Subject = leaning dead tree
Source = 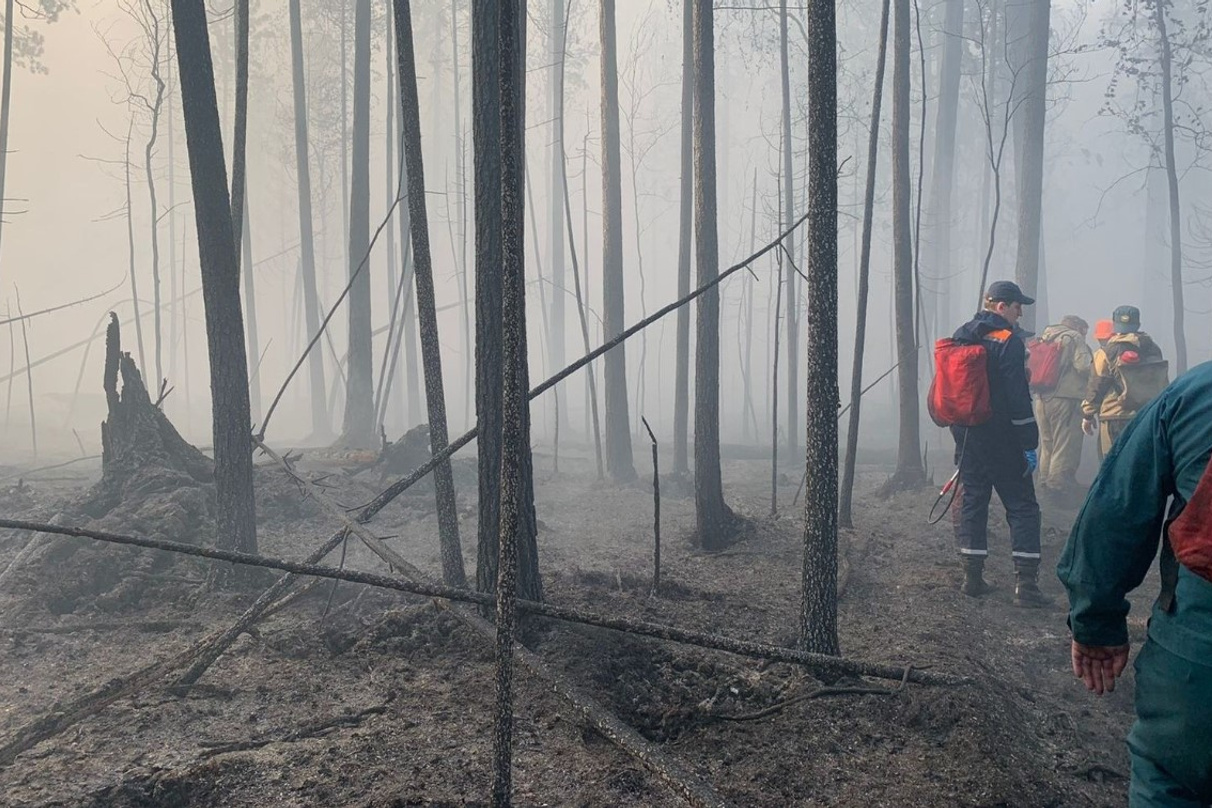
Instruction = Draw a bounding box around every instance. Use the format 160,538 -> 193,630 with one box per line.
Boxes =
394,0 -> 466,588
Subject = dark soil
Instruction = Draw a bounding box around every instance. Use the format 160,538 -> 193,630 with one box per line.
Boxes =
0,447 -> 1142,807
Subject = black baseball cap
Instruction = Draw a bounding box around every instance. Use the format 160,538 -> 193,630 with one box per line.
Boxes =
985,280 -> 1035,306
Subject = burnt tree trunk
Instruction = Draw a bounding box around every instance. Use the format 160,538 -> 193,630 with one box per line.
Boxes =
340,0 -> 376,448
599,0 -> 636,483
170,0 -> 257,554
472,0 -> 543,603
1012,0 -> 1050,334
692,0 -> 732,550
887,0 -> 925,490
395,0 -> 467,588
492,2 -> 528,800
926,0 -> 963,331
230,0 -> 258,419
839,0 -> 891,530
672,0 -> 693,475
1156,2 -> 1187,374
0,0 -> 13,281
288,0 -> 329,440
779,0 -> 799,454
799,0 -> 839,657
548,0 -> 567,440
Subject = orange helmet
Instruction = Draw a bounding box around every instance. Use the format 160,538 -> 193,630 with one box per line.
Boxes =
1094,319 -> 1114,342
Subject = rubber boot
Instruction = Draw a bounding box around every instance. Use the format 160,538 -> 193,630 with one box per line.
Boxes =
1014,560 -> 1053,608
960,556 -> 994,597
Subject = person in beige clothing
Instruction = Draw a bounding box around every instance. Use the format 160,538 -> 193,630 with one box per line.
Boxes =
1032,315 -> 1093,500
1081,305 -> 1169,456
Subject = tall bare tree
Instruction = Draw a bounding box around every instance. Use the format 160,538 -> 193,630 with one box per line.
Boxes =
395,0 -> 467,588
1011,0 -> 1051,334
926,0 -> 964,330
170,0 -> 256,553
673,0 -> 693,476
692,0 -> 732,549
887,0 -> 925,490
492,1 -> 529,798
599,0 -> 636,482
287,0 -> 328,439
472,0 -> 543,602
799,0 -> 838,657
548,0 -> 566,439
840,0 -> 891,529
230,0 -> 258,418
779,0 -> 799,453
339,0 -> 375,448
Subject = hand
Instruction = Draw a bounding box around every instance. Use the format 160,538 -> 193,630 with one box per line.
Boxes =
1082,418 -> 1097,436
1071,640 -> 1130,695
1024,449 -> 1038,475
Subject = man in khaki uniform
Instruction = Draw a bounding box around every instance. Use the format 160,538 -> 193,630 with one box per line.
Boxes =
1033,315 -> 1093,500
1081,306 -> 1168,456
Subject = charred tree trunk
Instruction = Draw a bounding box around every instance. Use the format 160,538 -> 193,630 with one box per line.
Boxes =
600,0 -> 635,483
799,0 -> 839,657
887,0 -> 925,490
779,0 -> 799,454
144,9 -> 167,396
170,0 -> 257,554
927,0 -> 962,332
1156,2 -> 1187,374
230,0 -> 258,418
288,0 -> 329,440
839,0 -> 891,529
395,0 -> 467,589
1012,0 -> 1050,334
340,0 -> 375,448
124,124 -> 148,377
493,1 -> 528,798
692,0 -> 732,550
0,0 -> 13,280
548,0 -> 566,439
472,0 -> 543,603
382,4 -> 403,433
673,0 -> 693,476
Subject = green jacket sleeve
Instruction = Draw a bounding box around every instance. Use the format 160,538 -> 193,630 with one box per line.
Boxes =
1056,395 -> 1175,646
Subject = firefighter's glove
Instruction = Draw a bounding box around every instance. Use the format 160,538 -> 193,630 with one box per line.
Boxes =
1024,450 -> 1038,476
1081,417 -> 1097,436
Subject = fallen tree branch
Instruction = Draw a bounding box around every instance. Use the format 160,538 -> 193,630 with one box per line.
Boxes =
197,700 -> 394,758
0,620 -> 200,635
711,665 -> 914,723
0,517 -> 967,687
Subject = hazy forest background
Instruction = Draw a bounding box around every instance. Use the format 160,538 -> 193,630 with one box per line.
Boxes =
0,0 -> 1207,464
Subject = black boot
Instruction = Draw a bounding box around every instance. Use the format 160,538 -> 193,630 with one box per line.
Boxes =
960,556 -> 994,597
1014,560 -> 1053,608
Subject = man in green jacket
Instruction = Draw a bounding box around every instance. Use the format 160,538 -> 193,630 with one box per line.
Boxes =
1058,362 -> 1212,807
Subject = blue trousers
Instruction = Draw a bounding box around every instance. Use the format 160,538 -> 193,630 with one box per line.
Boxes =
1127,638 -> 1212,807
951,426 -> 1041,561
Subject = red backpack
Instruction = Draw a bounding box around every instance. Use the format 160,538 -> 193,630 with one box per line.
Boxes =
1026,337 -> 1065,393
928,338 -> 993,427
1168,449 -> 1212,583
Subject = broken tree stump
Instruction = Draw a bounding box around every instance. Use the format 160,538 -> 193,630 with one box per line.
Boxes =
10,315 -> 215,618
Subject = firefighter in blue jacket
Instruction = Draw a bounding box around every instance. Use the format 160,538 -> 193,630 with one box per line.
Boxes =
952,281 -> 1046,606
1058,362 -> 1212,807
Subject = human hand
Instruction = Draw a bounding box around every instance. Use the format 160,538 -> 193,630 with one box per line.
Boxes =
1082,418 -> 1097,436
1024,449 -> 1038,475
1071,640 -> 1130,695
